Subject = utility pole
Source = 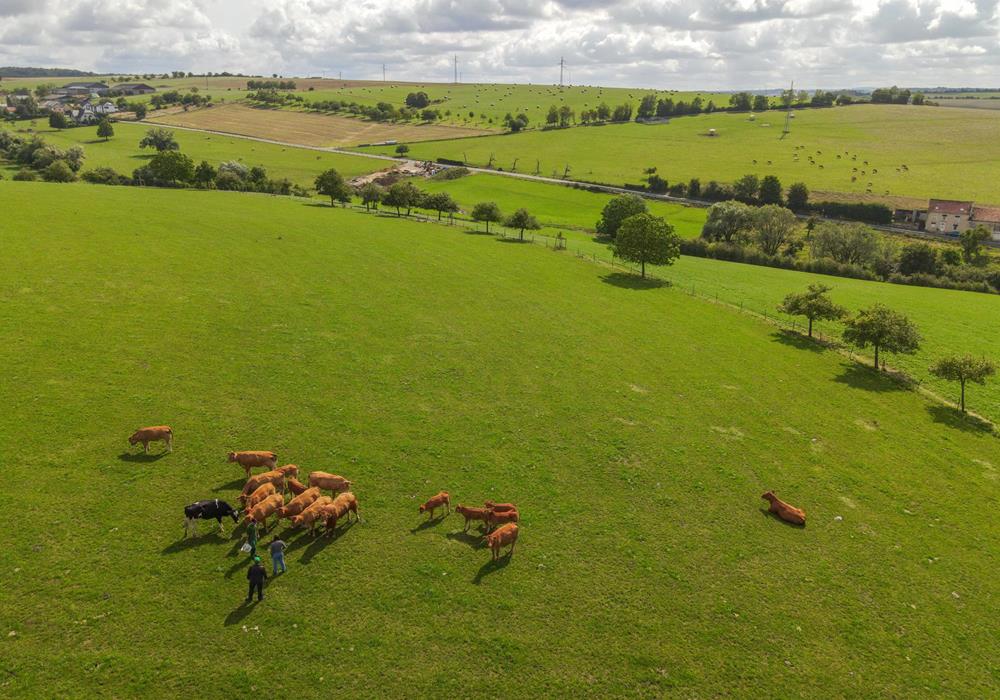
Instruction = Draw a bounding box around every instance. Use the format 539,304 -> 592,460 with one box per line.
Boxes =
559,57 -> 565,87
782,79 -> 794,137
454,55 -> 458,84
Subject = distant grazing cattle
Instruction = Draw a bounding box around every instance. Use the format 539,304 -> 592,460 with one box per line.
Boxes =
486,508 -> 519,532
485,523 -> 518,560
129,426 -> 172,453
761,491 -> 806,526
278,486 -> 321,520
247,493 -> 285,531
240,470 -> 286,505
228,451 -> 277,477
419,491 -> 450,519
323,492 -> 360,535
308,471 -> 352,494
291,496 -> 334,531
286,477 -> 309,496
245,482 -> 277,511
455,504 -> 489,532
184,499 -> 238,537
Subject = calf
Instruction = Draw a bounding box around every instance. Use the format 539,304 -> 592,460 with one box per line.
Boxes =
419,491 -> 450,519
324,492 -> 360,536
247,493 -> 285,532
455,504 -> 489,532
227,451 -> 278,478
485,523 -> 518,561
278,487 -> 321,520
484,500 -> 516,513
183,499 -> 238,537
244,482 -> 277,511
290,496 -> 334,531
129,426 -> 172,453
761,491 -> 806,526
308,471 -> 352,495
485,508 -> 519,532
240,470 -> 286,505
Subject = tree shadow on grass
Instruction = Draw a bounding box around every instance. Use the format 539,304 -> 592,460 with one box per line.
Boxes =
926,404 -> 995,435
410,514 -> 449,534
600,272 -> 668,290
118,451 -> 168,463
446,530 -> 486,549
496,237 -> 530,244
770,329 -> 826,353
759,508 -> 806,529
462,228 -> 494,236
832,362 -> 905,393
472,553 -> 512,584
161,531 -> 225,554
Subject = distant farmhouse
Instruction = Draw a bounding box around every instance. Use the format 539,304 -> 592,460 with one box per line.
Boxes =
895,198 -> 1000,239
52,81 -> 111,97
114,83 -> 156,95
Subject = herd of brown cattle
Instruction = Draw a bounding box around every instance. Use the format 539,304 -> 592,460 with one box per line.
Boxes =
420,492 -> 521,560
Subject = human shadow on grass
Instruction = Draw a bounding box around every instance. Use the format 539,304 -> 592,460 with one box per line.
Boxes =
600,272 -> 668,290
926,404 -> 995,434
832,362 -> 905,393
118,451 -> 168,463
759,508 -> 806,528
161,531 -> 225,554
224,594 -> 266,627
472,554 -> 512,584
770,329 -> 826,353
410,514 -> 449,533
446,530 -> 487,549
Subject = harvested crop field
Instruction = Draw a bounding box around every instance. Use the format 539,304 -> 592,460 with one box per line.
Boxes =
147,103 -> 493,147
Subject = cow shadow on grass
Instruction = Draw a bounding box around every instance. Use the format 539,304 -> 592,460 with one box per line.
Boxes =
770,330 -> 826,353
832,363 -> 905,393
472,554 -> 512,584
926,405 -> 995,434
299,522 -> 355,565
600,272 -> 668,290
759,508 -> 806,528
161,532 -> 226,554
446,530 -> 487,549
213,478 -> 245,492
118,451 -> 168,463
410,514 -> 449,533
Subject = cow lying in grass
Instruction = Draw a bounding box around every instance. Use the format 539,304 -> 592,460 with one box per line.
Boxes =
323,492 -> 360,536
246,493 -> 285,532
419,491 -> 450,519
455,505 -> 489,532
308,471 -> 352,495
485,523 -> 518,561
240,470 -> 286,506
184,499 -> 238,537
761,491 -> 806,526
129,426 -> 173,453
227,451 -> 277,478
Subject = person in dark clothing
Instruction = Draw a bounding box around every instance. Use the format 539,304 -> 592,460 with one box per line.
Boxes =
246,556 -> 267,603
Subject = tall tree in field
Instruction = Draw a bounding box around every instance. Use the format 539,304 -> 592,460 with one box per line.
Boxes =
314,168 -> 352,207
425,191 -> 459,221
613,213 -> 681,278
959,225 -> 991,265
471,201 -> 503,233
929,355 -> 996,413
732,174 -> 760,204
382,181 -> 422,216
758,175 -> 783,205
701,200 -> 754,243
147,150 -> 194,184
596,194 -> 647,239
786,182 -> 809,211
138,127 -> 179,151
752,205 -> 797,256
777,284 -> 846,337
96,118 -> 114,141
358,182 -> 384,212
504,208 -> 541,240
48,111 -> 68,129
842,304 -> 921,370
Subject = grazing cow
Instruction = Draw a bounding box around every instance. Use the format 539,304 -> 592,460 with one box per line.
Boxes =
419,491 -> 450,519
324,492 -> 360,536
278,486 -> 321,520
245,482 -> 277,511
484,501 -> 516,513
275,464 -> 299,478
183,499 -> 238,537
247,493 -> 285,532
485,508 -> 519,532
240,470 -> 286,505
485,523 -> 518,561
761,491 -> 806,526
129,426 -> 172,453
455,504 -> 489,532
227,451 -> 278,478
308,471 -> 352,495
290,496 -> 334,531
286,477 -> 309,496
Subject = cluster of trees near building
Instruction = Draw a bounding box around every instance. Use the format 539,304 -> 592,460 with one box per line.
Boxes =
0,129 -> 86,182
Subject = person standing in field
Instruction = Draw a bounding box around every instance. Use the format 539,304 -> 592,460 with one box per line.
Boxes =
269,536 -> 287,575
246,556 -> 267,603
245,519 -> 259,558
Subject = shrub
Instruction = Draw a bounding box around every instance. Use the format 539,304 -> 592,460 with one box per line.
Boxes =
12,168 -> 37,181
42,160 -> 76,182
82,167 -> 128,185
430,166 -> 470,181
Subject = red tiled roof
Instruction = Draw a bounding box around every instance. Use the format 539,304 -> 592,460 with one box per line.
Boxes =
973,205 -> 1000,223
929,199 -> 973,215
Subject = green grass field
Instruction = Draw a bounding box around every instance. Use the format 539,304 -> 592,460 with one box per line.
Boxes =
1,180 -> 998,697
0,120 -> 382,185
360,104 -> 1000,204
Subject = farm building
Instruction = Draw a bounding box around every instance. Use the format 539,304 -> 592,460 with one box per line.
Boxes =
894,199 -> 1000,239
926,199 -> 974,233
55,82 -> 110,97
114,83 -> 156,95
971,205 -> 1000,239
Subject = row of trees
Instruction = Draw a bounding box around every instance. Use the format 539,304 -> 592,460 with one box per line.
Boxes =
779,285 -> 994,412
246,80 -> 297,90
301,97 -> 443,123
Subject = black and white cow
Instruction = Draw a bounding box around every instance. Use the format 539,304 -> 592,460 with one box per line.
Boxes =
184,499 -> 239,537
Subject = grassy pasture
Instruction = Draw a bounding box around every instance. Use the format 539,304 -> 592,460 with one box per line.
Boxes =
360,104 -> 1000,205
1,180 -> 999,697
0,119 -> 382,185
147,103 -> 492,147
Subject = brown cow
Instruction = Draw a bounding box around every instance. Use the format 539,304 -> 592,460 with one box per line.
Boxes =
761,491 -> 806,526
129,426 -> 172,453
290,496 -> 334,531
275,464 -> 299,478
228,451 -> 278,478
324,492 -> 360,536
244,482 -> 277,511
246,493 -> 284,532
419,491 -> 450,519
278,487 -> 321,520
286,477 -> 309,496
308,471 -> 352,495
485,508 -> 519,532
455,504 -> 489,532
484,501 -> 516,513
485,523 -> 518,561
240,470 -> 286,505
